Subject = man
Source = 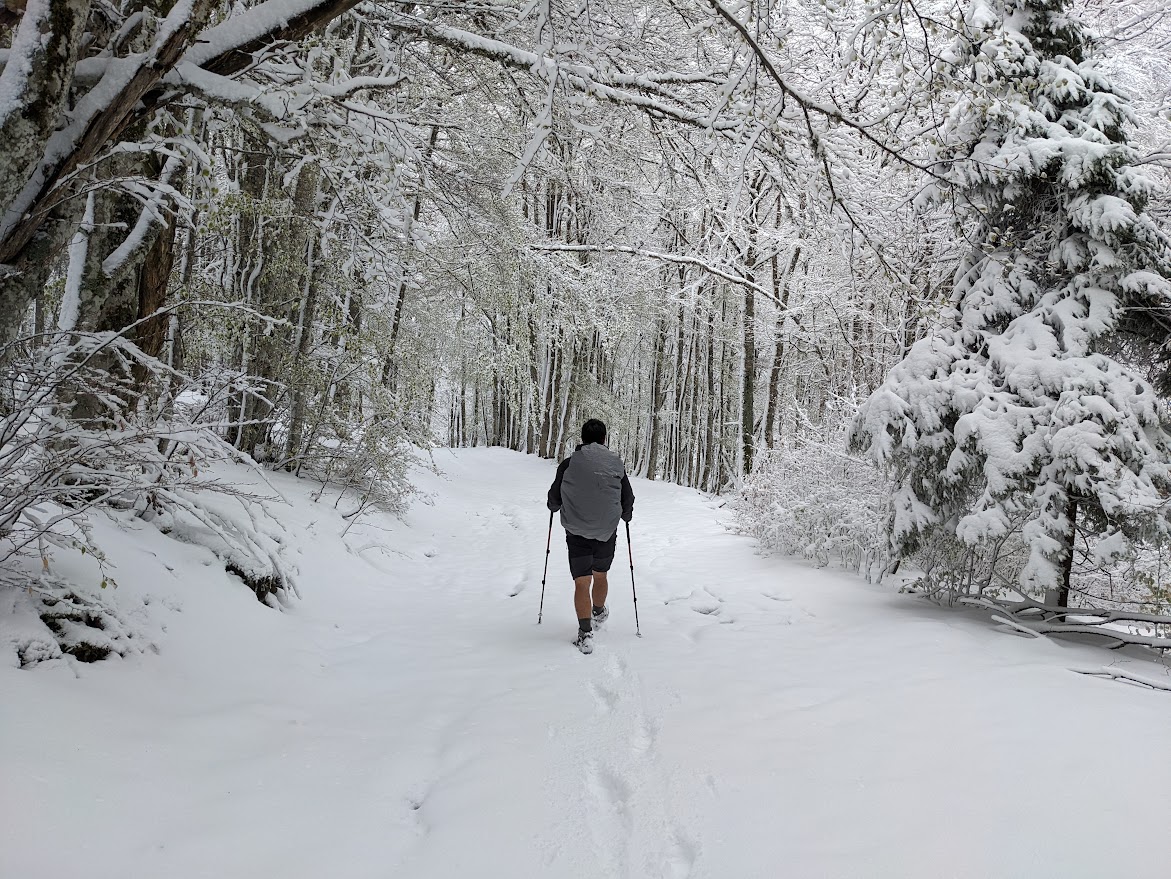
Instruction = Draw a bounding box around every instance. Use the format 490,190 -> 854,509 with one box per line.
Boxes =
547,418 -> 635,654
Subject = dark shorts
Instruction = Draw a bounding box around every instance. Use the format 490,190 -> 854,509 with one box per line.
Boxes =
566,531 -> 617,579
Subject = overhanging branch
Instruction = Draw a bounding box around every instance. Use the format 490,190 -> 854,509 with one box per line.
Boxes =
531,242 -> 791,306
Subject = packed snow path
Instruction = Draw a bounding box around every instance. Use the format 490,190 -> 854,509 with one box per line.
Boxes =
4,448 -> 1171,877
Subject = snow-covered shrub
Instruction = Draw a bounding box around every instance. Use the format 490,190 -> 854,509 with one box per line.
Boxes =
280,385 -> 419,527
735,427 -> 891,579
1065,524 -> 1171,617
907,520 -> 1031,605
0,331 -> 299,661
154,483 -> 300,607
0,575 -> 159,667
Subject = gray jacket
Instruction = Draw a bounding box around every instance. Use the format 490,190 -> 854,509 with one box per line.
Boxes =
547,443 -> 635,541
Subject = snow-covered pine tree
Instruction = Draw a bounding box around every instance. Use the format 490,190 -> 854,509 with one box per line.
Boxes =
850,0 -> 1171,604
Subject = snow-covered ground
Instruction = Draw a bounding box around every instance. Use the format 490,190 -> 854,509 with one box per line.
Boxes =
3,447 -> 1171,878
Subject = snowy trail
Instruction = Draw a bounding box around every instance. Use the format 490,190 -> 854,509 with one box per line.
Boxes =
4,448 -> 1171,878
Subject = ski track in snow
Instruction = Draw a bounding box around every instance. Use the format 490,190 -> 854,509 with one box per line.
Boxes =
3,447 -> 1171,878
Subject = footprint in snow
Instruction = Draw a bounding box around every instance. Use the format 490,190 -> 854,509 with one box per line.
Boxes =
631,716 -> 658,757
587,763 -> 632,815
665,827 -> 700,879
689,602 -> 721,616
688,588 -> 725,617
585,763 -> 634,876
587,681 -> 620,714
404,794 -> 429,837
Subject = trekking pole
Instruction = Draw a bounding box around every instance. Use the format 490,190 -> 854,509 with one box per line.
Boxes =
537,511 -> 553,624
626,521 -> 641,637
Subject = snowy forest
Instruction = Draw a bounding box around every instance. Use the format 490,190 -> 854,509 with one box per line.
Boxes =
3,0 -> 1171,653
5,0 -> 1171,873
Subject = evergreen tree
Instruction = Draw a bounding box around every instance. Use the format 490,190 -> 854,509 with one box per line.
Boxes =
850,0 -> 1171,602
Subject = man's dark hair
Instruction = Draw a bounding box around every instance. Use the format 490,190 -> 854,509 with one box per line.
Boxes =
581,419 -> 607,445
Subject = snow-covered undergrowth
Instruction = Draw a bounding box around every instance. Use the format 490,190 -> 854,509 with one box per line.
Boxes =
0,475 -> 299,668
734,430 -> 890,579
0,334 -> 328,664
736,431 -> 1171,628
3,448 -> 1171,878
0,467 -> 302,668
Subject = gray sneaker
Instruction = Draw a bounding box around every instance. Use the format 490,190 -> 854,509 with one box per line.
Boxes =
592,606 -> 609,626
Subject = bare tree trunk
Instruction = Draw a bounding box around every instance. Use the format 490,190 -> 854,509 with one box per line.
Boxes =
555,339 -> 580,457
669,297 -> 686,482
675,309 -> 696,484
233,136 -> 277,459
128,215 -> 179,392
718,292 -> 734,490
385,123 -> 440,383
686,321 -> 702,486
701,307 -> 717,491
644,318 -> 668,480
740,173 -> 766,475
764,245 -> 801,448
541,337 -> 561,458
135,221 -> 178,356
742,262 -> 756,475
526,302 -> 542,453
284,163 -> 323,465
472,381 -> 481,445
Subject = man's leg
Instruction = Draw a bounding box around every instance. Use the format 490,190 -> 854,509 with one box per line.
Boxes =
574,576 -> 594,625
567,533 -> 595,634
591,532 -> 616,618
591,571 -> 609,610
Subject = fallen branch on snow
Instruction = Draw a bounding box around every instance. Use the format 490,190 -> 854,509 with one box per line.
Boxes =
1069,666 -> 1171,692
963,597 -> 1171,651
989,614 -> 1044,639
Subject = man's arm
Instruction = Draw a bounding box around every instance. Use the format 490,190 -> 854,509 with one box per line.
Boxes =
548,458 -> 571,511
621,472 -> 635,522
